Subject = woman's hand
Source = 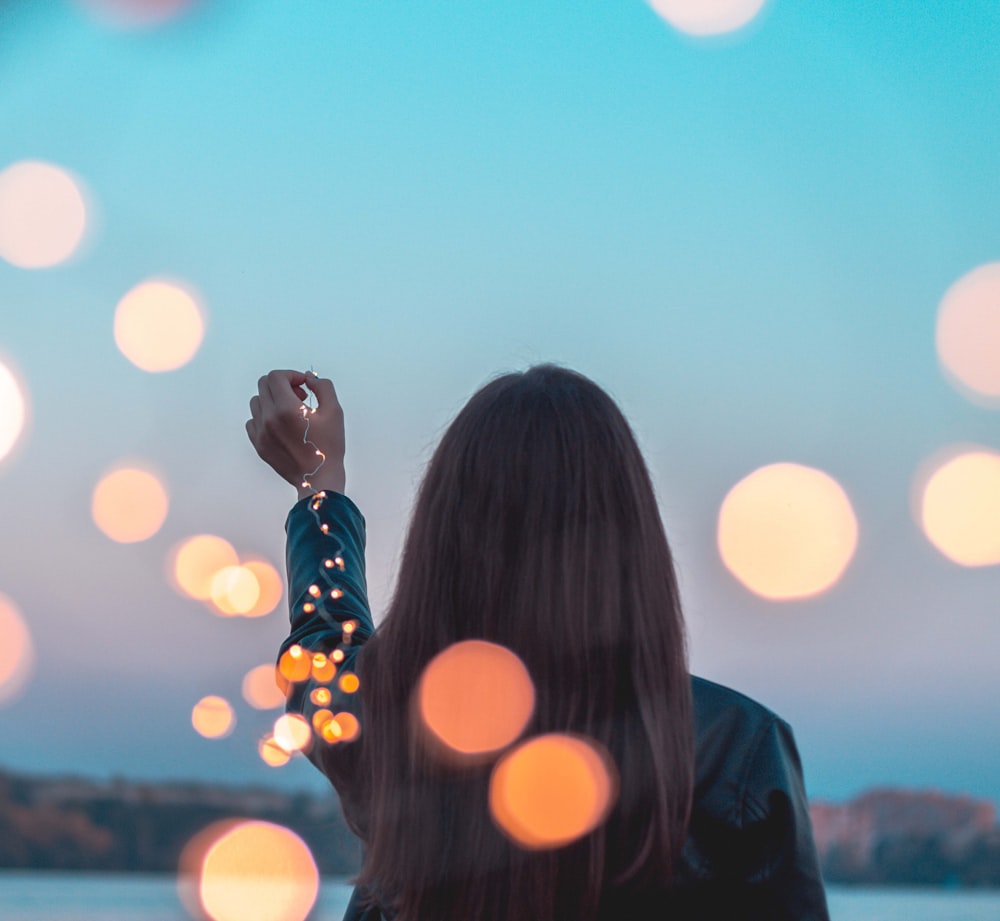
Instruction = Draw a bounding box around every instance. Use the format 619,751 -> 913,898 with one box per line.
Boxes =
246,370 -> 347,501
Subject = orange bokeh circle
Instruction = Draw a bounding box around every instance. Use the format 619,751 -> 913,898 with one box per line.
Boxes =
241,558 -> 284,617
91,466 -> 169,543
918,448 -> 1000,567
0,592 -> 34,706
0,160 -> 88,269
192,696 -> 235,739
717,462 -> 858,600
242,664 -> 286,710
0,360 -> 28,465
936,263 -> 1000,404
489,733 -> 617,850
178,819 -> 319,921
210,565 -> 261,616
417,640 -> 535,757
114,278 -> 205,372
273,714 -> 312,753
170,535 -> 239,601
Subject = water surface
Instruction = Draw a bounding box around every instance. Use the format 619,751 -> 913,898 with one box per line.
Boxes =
1,874 -> 998,920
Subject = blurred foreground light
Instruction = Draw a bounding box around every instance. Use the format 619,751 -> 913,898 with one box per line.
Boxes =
936,263 -> 1000,406
0,592 -> 34,706
171,535 -> 239,601
258,736 -> 291,767
240,558 -> 283,617
114,279 -> 205,372
489,734 -> 617,850
0,161 -> 88,269
91,466 -> 169,543
310,687 -> 332,707
332,711 -> 359,742
0,360 -> 28,465
918,448 -> 1000,567
417,640 -> 535,758
278,645 -> 311,684
311,708 -> 334,734
178,819 -> 319,921
242,664 -> 286,710
310,652 -> 335,683
209,565 -> 261,616
192,695 -> 235,739
273,714 -> 311,753
647,0 -> 768,36
718,462 -> 858,600
79,0 -> 198,29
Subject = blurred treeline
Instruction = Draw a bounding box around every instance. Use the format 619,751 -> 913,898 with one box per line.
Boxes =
0,766 -> 360,874
2,766 -> 999,887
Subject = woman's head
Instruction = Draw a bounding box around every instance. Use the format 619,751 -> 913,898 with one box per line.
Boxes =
345,364 -> 694,921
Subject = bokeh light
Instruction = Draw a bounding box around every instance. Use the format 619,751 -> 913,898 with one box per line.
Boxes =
209,565 -> 261,616
316,711 -> 361,746
0,592 -> 34,706
647,0 -> 768,36
936,263 -> 1000,405
717,462 -> 859,600
417,640 -> 535,757
114,279 -> 205,372
332,711 -> 360,742
78,0 -> 198,30
91,466 -> 169,543
192,695 -> 235,739
273,714 -> 311,753
242,664 -> 286,710
0,360 -> 28,465
310,687 -> 332,707
918,448 -> 1000,567
489,734 -> 617,850
178,819 -> 319,921
258,736 -> 291,768
278,645 -> 311,684
311,708 -> 335,734
0,160 -> 88,269
240,558 -> 284,617
311,653 -> 336,683
171,535 -> 239,601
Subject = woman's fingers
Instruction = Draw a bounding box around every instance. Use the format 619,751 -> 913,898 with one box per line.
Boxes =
265,369 -> 309,408
307,375 -> 341,414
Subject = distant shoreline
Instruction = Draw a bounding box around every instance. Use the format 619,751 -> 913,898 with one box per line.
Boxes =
2,765 -> 998,888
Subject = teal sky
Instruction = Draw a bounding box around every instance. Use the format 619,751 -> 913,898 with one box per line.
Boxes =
1,0 -> 998,803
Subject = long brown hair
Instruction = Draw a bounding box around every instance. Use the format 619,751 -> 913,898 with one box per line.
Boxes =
327,364 -> 693,921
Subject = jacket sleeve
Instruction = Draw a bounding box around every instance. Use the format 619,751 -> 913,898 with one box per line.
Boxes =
737,715 -> 831,921
279,490 -> 373,810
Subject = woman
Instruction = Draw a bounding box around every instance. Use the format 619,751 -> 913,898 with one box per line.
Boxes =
247,365 -> 830,921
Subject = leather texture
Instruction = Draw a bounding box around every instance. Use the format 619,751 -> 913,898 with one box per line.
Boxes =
281,491 -> 831,920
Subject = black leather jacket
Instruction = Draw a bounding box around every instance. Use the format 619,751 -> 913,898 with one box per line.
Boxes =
281,491 -> 831,921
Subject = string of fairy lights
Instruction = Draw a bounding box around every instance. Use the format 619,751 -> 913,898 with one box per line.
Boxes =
273,378 -> 363,753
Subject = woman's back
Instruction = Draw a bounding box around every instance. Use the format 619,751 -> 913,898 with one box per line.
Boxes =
248,364 -> 831,920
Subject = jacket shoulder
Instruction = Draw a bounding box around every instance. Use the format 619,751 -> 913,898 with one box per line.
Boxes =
691,674 -> 782,731
689,674 -> 790,827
